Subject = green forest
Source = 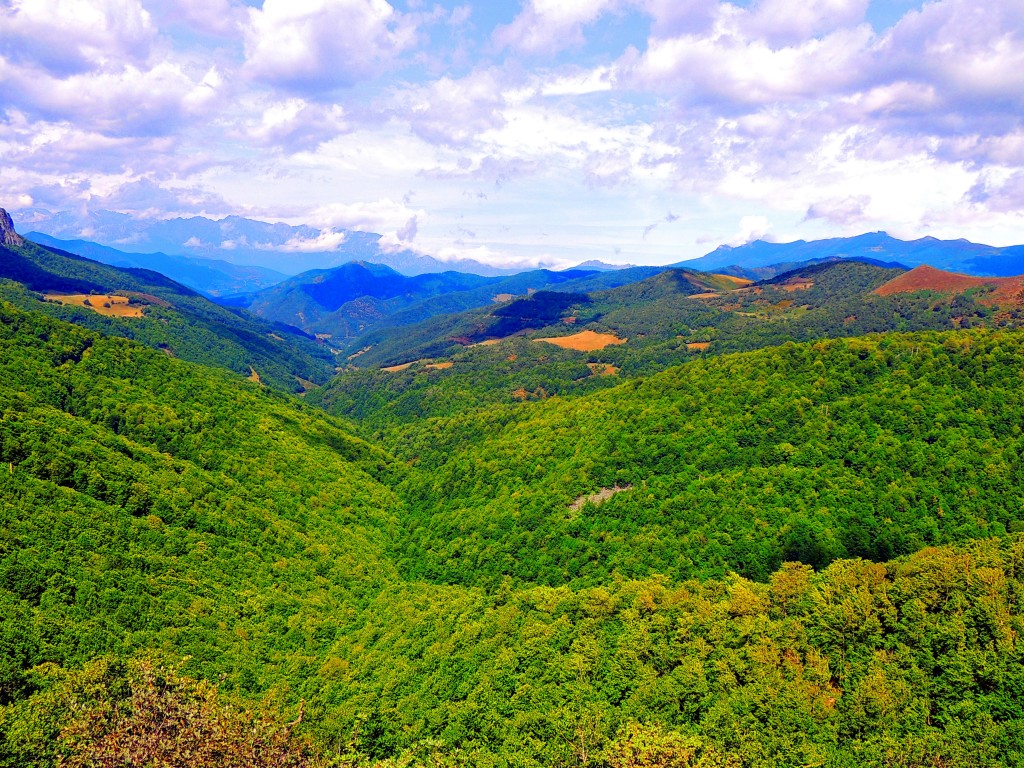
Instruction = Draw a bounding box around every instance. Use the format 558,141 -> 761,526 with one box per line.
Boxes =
2,256 -> 1024,767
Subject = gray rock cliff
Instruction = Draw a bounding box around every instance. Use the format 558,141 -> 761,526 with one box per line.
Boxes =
0,208 -> 25,247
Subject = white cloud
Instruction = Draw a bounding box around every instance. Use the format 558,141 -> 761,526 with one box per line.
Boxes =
309,198 -> 426,236
804,194 -> 871,225
390,69 -> 509,147
494,0 -> 622,55
4,0 -> 1024,268
148,0 -> 247,38
878,0 -> 1024,121
274,230 -> 348,252
239,97 -> 349,151
743,0 -> 870,45
728,215 -> 773,245
0,58 -> 223,136
640,0 -> 717,37
243,0 -> 417,92
629,23 -> 876,106
0,0 -> 156,75
539,66 -> 616,96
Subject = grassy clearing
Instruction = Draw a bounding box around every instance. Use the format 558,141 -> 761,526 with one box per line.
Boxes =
534,330 -> 627,351
44,294 -> 145,318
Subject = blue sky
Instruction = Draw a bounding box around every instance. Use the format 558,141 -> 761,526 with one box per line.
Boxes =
2,0 -> 1024,268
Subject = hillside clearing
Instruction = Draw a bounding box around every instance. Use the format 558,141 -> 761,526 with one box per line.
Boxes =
44,293 -> 145,318
535,330 -> 627,351
875,264 -> 1024,305
712,273 -> 754,286
569,484 -> 634,512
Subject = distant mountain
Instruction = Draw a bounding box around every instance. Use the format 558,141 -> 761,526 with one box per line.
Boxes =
677,232 -> 1024,277
0,208 -> 334,391
711,255 -> 910,281
15,208 -> 525,277
332,265 -> 745,368
244,262 -> 494,337
239,261 -> 668,341
566,260 -> 637,271
874,264 -> 1024,305
25,232 -> 287,296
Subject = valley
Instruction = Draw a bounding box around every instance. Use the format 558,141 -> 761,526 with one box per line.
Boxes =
2,210 -> 1024,767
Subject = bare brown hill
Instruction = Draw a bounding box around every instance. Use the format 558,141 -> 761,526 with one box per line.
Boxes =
874,265 -> 1024,304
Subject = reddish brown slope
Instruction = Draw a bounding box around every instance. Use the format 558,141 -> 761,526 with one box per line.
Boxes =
874,264 -> 1024,304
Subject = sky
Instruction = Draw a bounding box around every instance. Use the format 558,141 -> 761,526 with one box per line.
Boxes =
2,0 -> 1024,268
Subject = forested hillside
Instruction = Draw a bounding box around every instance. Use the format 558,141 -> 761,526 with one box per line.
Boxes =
0,225 -> 335,391
2,293 -> 1024,766
313,259 -> 1018,431
238,260 -> 665,343
0,300 -> 402,763
386,331 -> 1024,587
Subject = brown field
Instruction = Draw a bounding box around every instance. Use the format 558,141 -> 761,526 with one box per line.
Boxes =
425,362 -> 453,370
875,265 -> 1024,304
492,293 -> 516,303
470,338 -> 504,347
587,363 -> 619,376
686,342 -> 712,351
712,273 -> 754,286
247,367 -> 262,383
686,291 -> 721,300
381,362 -> 415,372
44,293 -> 145,318
535,330 -> 627,351
781,280 -> 814,291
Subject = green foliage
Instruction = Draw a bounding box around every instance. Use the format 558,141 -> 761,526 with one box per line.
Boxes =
2,300 -> 1024,767
3,658 -> 319,767
317,260 -> 1012,431
0,236 -> 337,391
382,331 -> 1024,589
0,302 -> 401,759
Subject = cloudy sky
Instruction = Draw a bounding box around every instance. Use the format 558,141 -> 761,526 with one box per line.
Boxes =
2,0 -> 1023,267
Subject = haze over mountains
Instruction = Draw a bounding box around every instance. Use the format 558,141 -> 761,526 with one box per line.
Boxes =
681,231 -> 1024,278
0,210 -> 334,391
16,208 -> 523,278
26,232 -> 288,297
19,209 -> 1024,292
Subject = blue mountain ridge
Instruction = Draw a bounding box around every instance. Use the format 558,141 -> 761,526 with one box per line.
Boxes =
676,232 -> 1024,277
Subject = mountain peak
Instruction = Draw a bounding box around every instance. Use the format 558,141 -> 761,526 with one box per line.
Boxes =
569,260 -> 636,271
0,208 -> 25,247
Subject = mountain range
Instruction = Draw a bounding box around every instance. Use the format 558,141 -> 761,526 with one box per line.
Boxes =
15,208 -> 525,277
235,261 -> 667,341
23,208 -> 1024,286
677,230 -> 1024,277
0,210 -> 334,391
26,232 -> 288,296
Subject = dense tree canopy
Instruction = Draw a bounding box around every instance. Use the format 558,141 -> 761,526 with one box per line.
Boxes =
1,295 -> 1023,767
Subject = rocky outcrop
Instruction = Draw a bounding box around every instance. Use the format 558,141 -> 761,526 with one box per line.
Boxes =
0,208 -> 25,247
